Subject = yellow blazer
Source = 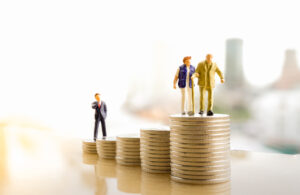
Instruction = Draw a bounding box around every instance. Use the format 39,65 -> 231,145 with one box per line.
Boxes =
195,61 -> 224,88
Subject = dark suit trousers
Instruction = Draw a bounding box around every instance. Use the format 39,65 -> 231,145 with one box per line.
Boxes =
94,117 -> 106,140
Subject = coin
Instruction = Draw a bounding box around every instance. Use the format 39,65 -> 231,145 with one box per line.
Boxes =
170,120 -> 230,126
170,132 -> 230,139
170,137 -> 230,144
169,114 -> 229,121
172,167 -> 230,176
142,167 -> 170,174
140,141 -> 170,147
171,163 -> 230,171
171,150 -> 229,158
171,159 -> 230,166
171,175 -> 230,184
141,160 -> 170,166
140,148 -> 170,154
170,145 -> 230,153
171,154 -> 229,162
170,142 -> 230,149
140,152 -> 170,158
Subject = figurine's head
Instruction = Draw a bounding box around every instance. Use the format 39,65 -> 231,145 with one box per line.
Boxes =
206,54 -> 213,63
183,56 -> 191,66
95,93 -> 101,102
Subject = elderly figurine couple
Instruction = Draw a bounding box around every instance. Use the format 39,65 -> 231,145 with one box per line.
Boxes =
173,54 -> 225,116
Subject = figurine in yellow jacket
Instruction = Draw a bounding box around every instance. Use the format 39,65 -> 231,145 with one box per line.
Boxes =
192,54 -> 225,116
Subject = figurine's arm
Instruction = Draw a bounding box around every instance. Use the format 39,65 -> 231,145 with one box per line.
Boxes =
103,103 -> 107,119
192,63 -> 201,78
216,65 -> 225,83
173,68 -> 179,89
92,102 -> 97,109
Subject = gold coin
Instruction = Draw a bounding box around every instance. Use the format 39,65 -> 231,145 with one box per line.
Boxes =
170,132 -> 230,139
141,163 -> 170,170
140,144 -> 170,150
117,134 -> 140,141
171,163 -> 230,171
142,167 -> 170,174
140,127 -> 170,133
116,156 -> 140,162
172,167 -> 230,176
171,159 -> 229,166
171,150 -> 229,158
172,171 -> 230,180
140,136 -> 169,142
141,160 -> 170,166
140,148 -> 170,154
170,120 -> 230,126
169,114 -> 229,121
170,137 -> 230,144
171,175 -> 230,184
140,152 -> 170,158
117,145 -> 140,151
116,151 -> 140,157
140,141 -> 170,147
171,155 -> 229,162
171,146 -> 230,153
99,155 -> 116,159
141,155 -> 170,162
170,142 -> 230,149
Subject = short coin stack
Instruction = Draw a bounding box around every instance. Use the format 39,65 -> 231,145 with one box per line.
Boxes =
140,127 -> 170,173
169,114 -> 231,184
116,134 -> 141,166
82,139 -> 97,154
96,137 -> 116,159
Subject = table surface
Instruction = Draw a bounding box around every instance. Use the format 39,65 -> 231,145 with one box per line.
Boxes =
1,137 -> 300,195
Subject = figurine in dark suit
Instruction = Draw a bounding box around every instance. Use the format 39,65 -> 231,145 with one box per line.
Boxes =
92,93 -> 107,140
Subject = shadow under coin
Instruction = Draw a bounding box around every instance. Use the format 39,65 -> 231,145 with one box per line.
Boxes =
116,165 -> 141,193
82,153 -> 98,165
171,180 -> 231,195
96,158 -> 117,178
141,172 -> 171,195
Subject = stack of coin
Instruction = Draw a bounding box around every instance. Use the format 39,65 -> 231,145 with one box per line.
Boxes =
116,134 -> 141,166
96,137 -> 116,159
140,127 -> 170,173
82,139 -> 97,154
169,114 -> 231,184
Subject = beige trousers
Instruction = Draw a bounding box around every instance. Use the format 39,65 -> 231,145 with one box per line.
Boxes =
180,87 -> 192,113
200,87 -> 213,111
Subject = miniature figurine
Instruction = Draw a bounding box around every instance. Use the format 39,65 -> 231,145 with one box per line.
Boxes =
173,56 -> 195,116
92,93 -> 107,141
192,54 -> 225,116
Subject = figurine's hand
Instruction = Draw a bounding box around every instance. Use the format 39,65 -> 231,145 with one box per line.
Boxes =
173,83 -> 177,89
221,79 -> 225,84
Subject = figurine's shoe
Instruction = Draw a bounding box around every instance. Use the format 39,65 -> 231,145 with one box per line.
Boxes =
199,111 -> 204,115
207,110 -> 214,116
187,111 -> 194,116
182,112 -> 186,115
102,136 -> 107,140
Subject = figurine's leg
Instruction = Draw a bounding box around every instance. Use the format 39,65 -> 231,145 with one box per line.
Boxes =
93,119 -> 99,141
199,87 -> 205,112
207,88 -> 213,111
187,86 -> 192,112
100,117 -> 107,137
180,88 -> 186,114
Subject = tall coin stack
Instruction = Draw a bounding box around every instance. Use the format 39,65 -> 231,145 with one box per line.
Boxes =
169,114 -> 231,184
82,140 -> 97,154
140,127 -> 170,173
116,134 -> 141,166
96,137 -> 116,159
